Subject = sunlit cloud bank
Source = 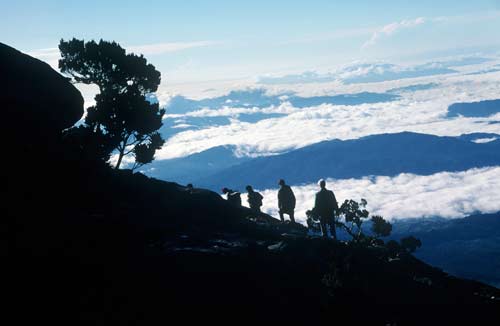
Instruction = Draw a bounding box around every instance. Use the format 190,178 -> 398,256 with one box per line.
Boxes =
157,71 -> 500,159
256,55 -> 498,85
238,167 -> 500,224
473,137 -> 498,143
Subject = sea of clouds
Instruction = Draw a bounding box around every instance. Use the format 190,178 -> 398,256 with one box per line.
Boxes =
238,167 -> 500,224
155,62 -> 500,159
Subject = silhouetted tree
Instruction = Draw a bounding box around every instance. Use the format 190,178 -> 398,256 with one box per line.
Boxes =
385,237 -> 423,258
400,236 -> 422,253
386,240 -> 402,257
336,199 -> 393,245
59,38 -> 165,169
371,215 -> 392,239
337,199 -> 370,242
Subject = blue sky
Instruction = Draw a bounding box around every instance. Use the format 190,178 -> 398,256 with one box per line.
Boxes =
2,0 -> 500,82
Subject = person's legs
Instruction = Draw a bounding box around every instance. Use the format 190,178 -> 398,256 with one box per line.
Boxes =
289,211 -> 295,223
329,218 -> 337,240
279,210 -> 285,222
320,217 -> 329,238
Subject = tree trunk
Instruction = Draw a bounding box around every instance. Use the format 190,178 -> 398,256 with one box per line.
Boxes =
115,135 -> 131,169
115,147 -> 125,169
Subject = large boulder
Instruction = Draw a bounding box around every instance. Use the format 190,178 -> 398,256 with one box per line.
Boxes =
1,43 -> 85,216
0,42 -> 83,135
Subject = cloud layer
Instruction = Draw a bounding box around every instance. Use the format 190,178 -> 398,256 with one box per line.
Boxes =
241,167 -> 500,224
157,66 -> 500,159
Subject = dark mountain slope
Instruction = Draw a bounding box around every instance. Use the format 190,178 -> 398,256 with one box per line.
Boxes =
391,212 -> 500,287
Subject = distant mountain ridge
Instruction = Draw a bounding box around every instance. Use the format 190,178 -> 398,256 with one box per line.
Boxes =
447,99 -> 500,118
145,145 -> 249,183
190,132 -> 500,190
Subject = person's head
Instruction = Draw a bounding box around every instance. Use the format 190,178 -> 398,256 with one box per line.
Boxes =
278,179 -> 285,186
222,187 -> 229,194
246,185 -> 253,192
318,179 -> 326,189
186,183 -> 193,189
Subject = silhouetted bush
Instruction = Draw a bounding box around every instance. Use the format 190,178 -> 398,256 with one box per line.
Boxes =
400,236 -> 422,253
336,199 -> 393,245
371,215 -> 393,238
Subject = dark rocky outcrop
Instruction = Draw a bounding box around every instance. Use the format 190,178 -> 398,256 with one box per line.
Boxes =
4,44 -> 500,324
0,42 -> 83,134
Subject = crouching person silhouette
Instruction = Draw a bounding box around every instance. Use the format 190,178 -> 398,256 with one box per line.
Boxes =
313,179 -> 338,239
277,179 -> 296,223
246,185 -> 264,213
222,187 -> 242,206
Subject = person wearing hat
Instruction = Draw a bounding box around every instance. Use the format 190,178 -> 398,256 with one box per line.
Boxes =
246,185 -> 264,213
313,179 -> 338,239
277,179 -> 296,223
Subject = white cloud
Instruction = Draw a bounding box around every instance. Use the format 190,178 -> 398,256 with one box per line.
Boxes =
156,69 -> 500,159
172,123 -> 193,129
473,137 -> 498,143
164,103 -> 298,119
126,41 -> 220,56
248,167 -> 500,224
362,17 -> 426,49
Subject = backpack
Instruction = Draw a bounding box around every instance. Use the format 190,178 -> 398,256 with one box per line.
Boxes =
254,192 -> 263,207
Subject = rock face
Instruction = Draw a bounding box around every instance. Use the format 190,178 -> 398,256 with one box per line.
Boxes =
0,42 -> 83,135
2,42 -> 85,221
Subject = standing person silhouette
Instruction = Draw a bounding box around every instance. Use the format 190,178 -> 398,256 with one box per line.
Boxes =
277,179 -> 296,223
313,179 -> 338,239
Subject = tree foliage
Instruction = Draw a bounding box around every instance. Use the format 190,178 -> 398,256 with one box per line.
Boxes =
371,215 -> 393,238
337,199 -> 371,242
400,236 -> 422,253
59,38 -> 165,169
59,39 -> 160,94
312,198 -> 422,256
335,199 -> 398,246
